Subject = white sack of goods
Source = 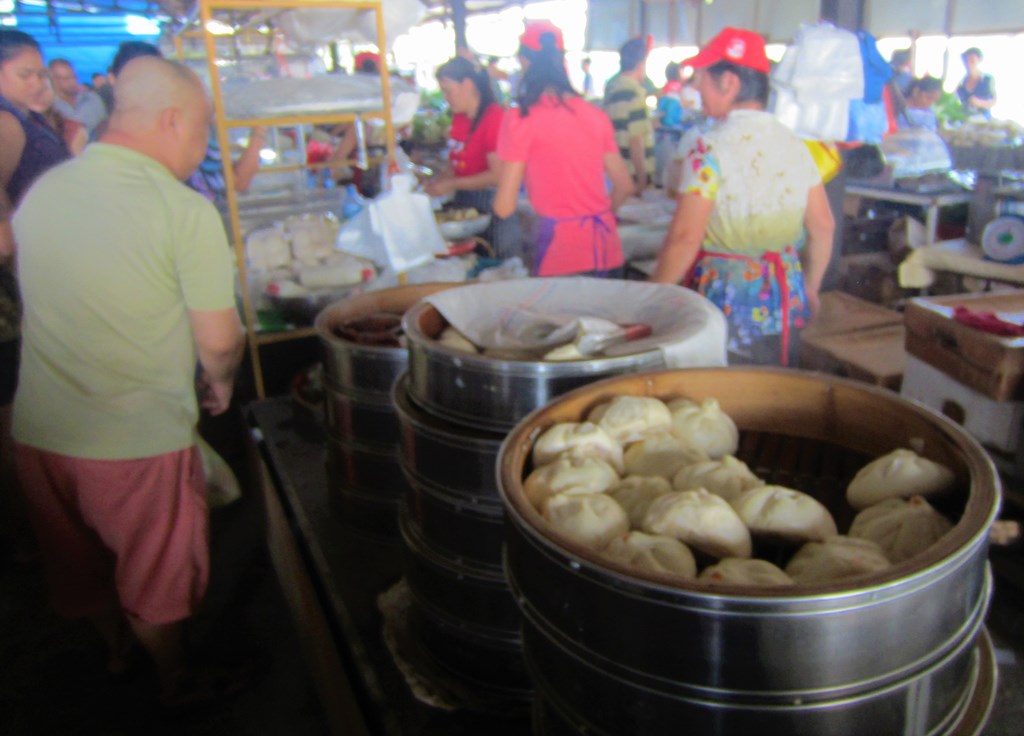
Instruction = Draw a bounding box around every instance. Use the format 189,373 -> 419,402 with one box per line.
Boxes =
246,225 -> 292,272
436,326 -> 479,354
532,422 -> 625,473
667,398 -> 739,458
641,489 -> 752,559
542,492 -> 630,551
730,485 -> 838,544
672,455 -> 763,502
623,432 -> 707,479
699,558 -> 794,587
785,535 -> 891,585
848,496 -> 954,563
524,455 -> 620,510
846,449 -> 955,510
587,396 -> 673,445
608,475 -> 673,528
601,531 -> 697,578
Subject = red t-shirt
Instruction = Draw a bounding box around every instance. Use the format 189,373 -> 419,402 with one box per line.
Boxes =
448,103 -> 504,177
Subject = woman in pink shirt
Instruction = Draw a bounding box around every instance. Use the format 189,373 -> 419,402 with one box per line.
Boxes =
494,21 -> 634,277
426,56 -> 520,259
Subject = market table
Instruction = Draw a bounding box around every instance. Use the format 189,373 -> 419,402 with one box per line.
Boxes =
898,238 -> 1024,289
846,183 -> 973,245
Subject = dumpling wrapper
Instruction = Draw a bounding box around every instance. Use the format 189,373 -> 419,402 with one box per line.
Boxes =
667,397 -> 739,458
601,531 -> 697,578
587,396 -> 672,445
542,492 -> 630,551
846,448 -> 955,510
785,535 -> 891,585
608,475 -> 673,528
532,422 -> 624,474
436,326 -> 478,353
623,431 -> 708,479
699,558 -> 794,587
848,496 -> 954,563
730,485 -> 838,544
524,455 -> 620,511
672,455 -> 763,502
543,343 -> 587,361
641,489 -> 752,559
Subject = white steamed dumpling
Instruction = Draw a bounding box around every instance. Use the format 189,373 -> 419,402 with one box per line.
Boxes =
532,422 -> 624,473
641,489 -> 752,559
785,535 -> 891,585
601,531 -> 697,578
846,448 -> 955,510
699,558 -> 794,587
541,492 -> 630,550
586,395 -> 673,445
524,455 -> 620,510
672,455 -> 763,502
667,397 -> 739,458
730,485 -> 838,544
608,475 -> 673,528
623,431 -> 708,479
848,496 -> 954,563
436,326 -> 478,353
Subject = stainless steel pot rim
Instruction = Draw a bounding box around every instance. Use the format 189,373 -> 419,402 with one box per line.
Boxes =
392,374 -> 508,444
409,596 -> 525,649
497,368 -> 1001,602
327,433 -> 402,458
399,502 -> 510,581
401,467 -> 504,513
324,379 -> 397,406
514,566 -> 990,703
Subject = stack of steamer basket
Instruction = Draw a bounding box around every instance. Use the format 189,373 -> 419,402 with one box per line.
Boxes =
393,279 -> 718,710
497,368 -> 1001,736
314,283 -> 461,541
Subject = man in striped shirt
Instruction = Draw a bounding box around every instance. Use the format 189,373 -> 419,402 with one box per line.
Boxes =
604,37 -> 654,193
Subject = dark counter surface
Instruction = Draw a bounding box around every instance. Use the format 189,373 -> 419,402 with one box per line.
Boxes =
249,396 -> 1024,736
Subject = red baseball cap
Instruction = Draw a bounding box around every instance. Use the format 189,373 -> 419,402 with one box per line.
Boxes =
520,20 -> 565,53
683,27 -> 770,74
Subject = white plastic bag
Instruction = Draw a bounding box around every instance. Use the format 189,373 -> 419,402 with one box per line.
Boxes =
773,86 -> 850,142
335,175 -> 449,272
773,22 -> 864,104
881,129 -> 953,178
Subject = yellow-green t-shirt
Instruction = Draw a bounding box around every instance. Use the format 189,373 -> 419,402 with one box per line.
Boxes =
12,143 -> 236,460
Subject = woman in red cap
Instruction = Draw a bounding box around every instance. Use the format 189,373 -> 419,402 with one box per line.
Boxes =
651,27 -> 835,367
425,56 -> 520,259
494,20 -> 634,278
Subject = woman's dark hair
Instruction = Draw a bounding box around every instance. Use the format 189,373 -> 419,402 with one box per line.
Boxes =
706,60 -> 770,107
111,41 -> 162,77
664,62 -> 680,83
516,32 -> 577,116
0,29 -> 41,66
619,37 -> 647,73
436,56 -> 496,131
909,75 -> 943,96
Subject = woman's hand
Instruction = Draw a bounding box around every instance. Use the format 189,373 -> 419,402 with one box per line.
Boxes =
424,174 -> 456,198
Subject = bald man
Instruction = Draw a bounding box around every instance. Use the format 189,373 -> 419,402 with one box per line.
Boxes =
11,57 -> 244,707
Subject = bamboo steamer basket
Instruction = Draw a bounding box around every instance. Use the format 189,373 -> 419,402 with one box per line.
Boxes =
498,367 -> 1001,736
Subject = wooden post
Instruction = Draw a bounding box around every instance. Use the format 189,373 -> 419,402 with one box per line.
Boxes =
452,0 -> 468,53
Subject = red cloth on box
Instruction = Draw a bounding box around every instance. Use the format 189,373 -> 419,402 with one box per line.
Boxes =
952,306 -> 1024,337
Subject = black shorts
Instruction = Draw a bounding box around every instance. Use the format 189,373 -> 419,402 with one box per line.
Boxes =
0,338 -> 20,405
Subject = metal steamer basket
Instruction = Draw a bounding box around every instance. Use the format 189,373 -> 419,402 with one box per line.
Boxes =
314,283 -> 462,537
497,368 -> 1001,736
402,301 -> 666,433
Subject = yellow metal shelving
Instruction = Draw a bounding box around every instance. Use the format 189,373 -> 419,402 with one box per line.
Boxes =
186,0 -> 396,397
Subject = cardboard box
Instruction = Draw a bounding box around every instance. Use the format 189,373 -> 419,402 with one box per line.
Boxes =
802,291 -> 903,341
801,323 -> 906,391
904,290 -> 1024,401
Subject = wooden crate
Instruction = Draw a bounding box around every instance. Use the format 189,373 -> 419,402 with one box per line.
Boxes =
801,323 -> 906,391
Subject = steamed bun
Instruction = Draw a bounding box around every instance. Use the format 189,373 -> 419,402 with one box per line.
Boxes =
846,449 -> 955,510
601,531 -> 697,578
436,326 -> 478,353
623,432 -> 708,479
667,398 -> 739,458
587,396 -> 672,444
641,489 -> 752,559
608,475 -> 673,528
672,455 -> 763,502
542,492 -> 629,550
524,455 -> 620,510
848,496 -> 954,563
785,535 -> 891,585
730,485 -> 838,544
532,422 -> 624,473
699,558 -> 794,587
